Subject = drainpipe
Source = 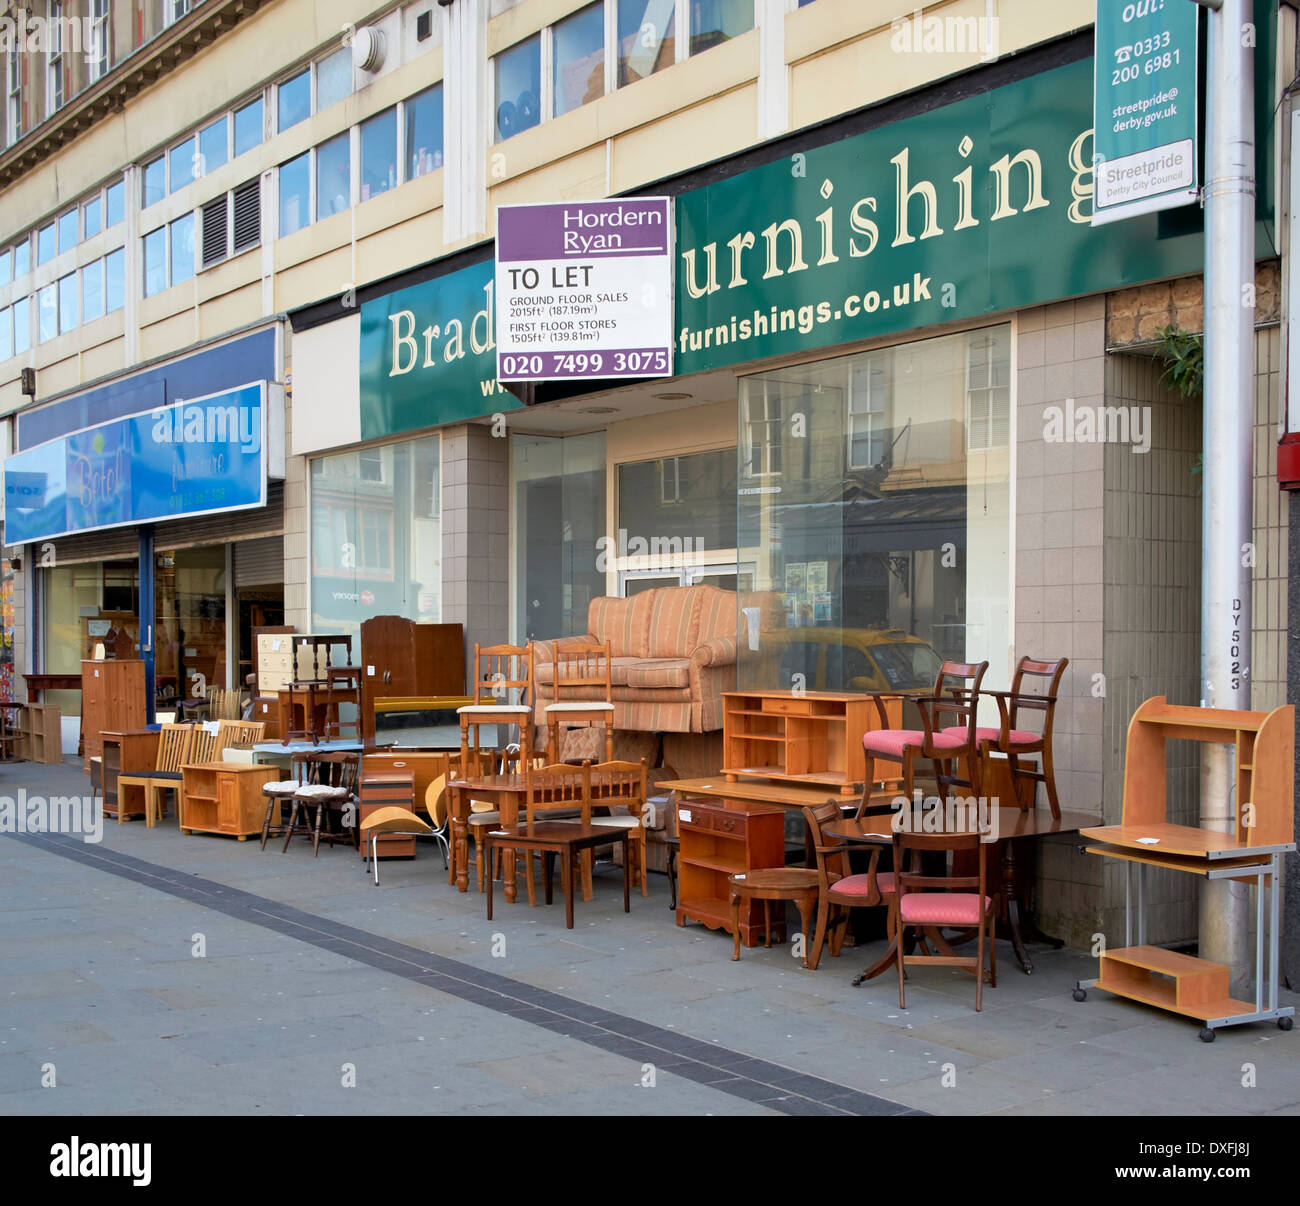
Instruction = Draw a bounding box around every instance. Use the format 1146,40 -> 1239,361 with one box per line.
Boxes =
1197,0 -> 1254,994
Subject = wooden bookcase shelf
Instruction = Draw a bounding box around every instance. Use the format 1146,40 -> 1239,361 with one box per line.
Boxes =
720,690 -> 901,796
18,703 -> 62,764
675,797 -> 786,947
180,763 -> 284,840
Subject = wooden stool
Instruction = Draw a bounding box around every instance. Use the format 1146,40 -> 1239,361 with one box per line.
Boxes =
728,869 -> 822,967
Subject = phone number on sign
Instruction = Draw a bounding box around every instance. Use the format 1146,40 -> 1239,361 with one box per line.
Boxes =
498,349 -> 670,379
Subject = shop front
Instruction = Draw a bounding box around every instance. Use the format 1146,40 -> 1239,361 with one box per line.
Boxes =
3,326 -> 286,721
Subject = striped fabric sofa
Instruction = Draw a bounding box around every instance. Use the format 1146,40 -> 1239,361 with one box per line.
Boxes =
533,586 -> 739,734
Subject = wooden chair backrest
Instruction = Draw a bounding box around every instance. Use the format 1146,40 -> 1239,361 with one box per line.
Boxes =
500,745 -> 546,776
926,660 -> 989,739
802,801 -> 854,887
188,725 -> 220,764
473,642 -> 534,706
553,641 -> 612,703
215,719 -> 266,753
893,828 -> 987,900
208,688 -> 242,720
1005,655 -> 1069,735
155,723 -> 194,773
525,761 -> 591,824
590,758 -> 646,814
424,774 -> 448,829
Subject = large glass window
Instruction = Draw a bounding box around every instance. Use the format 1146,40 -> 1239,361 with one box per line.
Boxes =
690,0 -> 753,54
618,447 -> 738,554
199,116 -> 229,176
57,273 -> 77,333
156,546 -> 228,704
360,108 -> 397,202
43,561 -> 140,719
554,3 -> 605,116
404,84 -> 443,180
278,69 -> 310,131
494,36 -> 541,141
315,133 -> 350,221
13,297 -> 29,353
57,209 -> 77,254
0,248 -> 9,283
279,152 -> 310,236
617,0 -> 675,85
309,435 -> 442,635
143,156 -> 166,206
143,226 -> 166,296
169,138 -> 195,192
37,284 -> 56,342
170,213 -> 195,285
105,180 -> 125,227
0,306 -> 10,360
316,48 -> 352,111
83,195 -> 102,238
234,96 -> 263,157
36,222 -> 55,265
105,248 -> 124,312
82,258 -> 104,322
737,325 -> 1012,695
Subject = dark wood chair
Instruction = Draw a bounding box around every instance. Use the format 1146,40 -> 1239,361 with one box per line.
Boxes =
970,656 -> 1069,818
861,660 -> 989,807
894,827 -> 997,1011
283,753 -> 361,856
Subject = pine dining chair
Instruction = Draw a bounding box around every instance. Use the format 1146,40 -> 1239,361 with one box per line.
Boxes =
458,643 -> 535,767
544,640 -> 614,765
117,723 -> 195,828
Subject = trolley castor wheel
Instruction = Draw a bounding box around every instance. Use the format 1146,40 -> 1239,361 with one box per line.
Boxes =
1072,988 -> 1087,1002
1199,1027 -> 1216,1042
1278,1016 -> 1293,1031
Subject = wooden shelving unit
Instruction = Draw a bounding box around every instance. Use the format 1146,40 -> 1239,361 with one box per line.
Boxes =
720,690 -> 902,796
180,762 -> 284,840
82,659 -> 147,771
1078,697 -> 1296,1040
17,702 -> 62,764
674,797 -> 786,947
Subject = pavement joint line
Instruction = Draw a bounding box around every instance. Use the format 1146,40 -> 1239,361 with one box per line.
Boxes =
7,831 -> 921,1117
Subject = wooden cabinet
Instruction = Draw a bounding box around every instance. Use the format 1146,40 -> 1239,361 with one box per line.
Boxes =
721,690 -> 903,796
180,762 -> 283,840
675,797 -> 786,947
360,770 -> 417,858
17,703 -> 62,764
82,660 -> 147,771
359,617 -> 466,742
101,729 -> 160,819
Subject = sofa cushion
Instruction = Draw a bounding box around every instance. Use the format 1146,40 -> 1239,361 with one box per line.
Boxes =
538,657 -> 642,688
589,593 -> 654,658
624,658 -> 692,689
697,584 -> 741,644
647,587 -> 705,658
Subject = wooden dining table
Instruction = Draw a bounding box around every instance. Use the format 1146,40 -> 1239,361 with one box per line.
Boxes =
823,803 -> 1099,980
448,770 -> 636,903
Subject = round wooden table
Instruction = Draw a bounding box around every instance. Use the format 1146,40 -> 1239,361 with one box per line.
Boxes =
727,868 -> 822,967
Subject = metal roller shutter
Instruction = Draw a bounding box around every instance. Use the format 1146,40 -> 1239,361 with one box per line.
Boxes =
234,536 -> 283,586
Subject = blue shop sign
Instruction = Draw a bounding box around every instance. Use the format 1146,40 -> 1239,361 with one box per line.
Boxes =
4,382 -> 267,546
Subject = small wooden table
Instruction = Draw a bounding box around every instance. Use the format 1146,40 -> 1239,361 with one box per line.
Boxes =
728,869 -> 821,966
485,821 -> 630,929
100,728 -> 161,820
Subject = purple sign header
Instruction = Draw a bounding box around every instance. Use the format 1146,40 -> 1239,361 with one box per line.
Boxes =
497,198 -> 671,262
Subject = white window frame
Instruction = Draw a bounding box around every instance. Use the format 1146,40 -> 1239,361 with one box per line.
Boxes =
5,46 -> 21,147
848,358 -> 888,470
744,384 -> 782,478
164,0 -> 191,30
277,150 -> 315,238
80,257 -> 106,323
964,328 -> 1010,453
47,0 -> 64,114
89,0 -> 110,82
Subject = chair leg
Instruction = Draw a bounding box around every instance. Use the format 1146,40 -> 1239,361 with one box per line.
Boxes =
730,891 -> 742,960
281,801 -> 300,852
475,832 -> 486,894
311,803 -> 325,857
1042,747 -> 1061,818
580,848 -> 593,902
988,910 -> 998,988
260,797 -> 275,849
897,922 -> 908,1008
809,899 -> 829,971
975,924 -> 985,1011
828,908 -> 848,958
525,850 -> 537,908
637,832 -> 648,898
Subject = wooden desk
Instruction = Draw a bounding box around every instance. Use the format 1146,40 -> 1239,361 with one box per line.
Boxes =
24,673 -> 81,703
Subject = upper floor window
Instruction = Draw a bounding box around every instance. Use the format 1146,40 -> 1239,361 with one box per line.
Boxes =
0,249 -> 9,284
169,138 -> 196,193
554,4 -> 605,117
404,84 -> 443,180
315,132 -> 351,221
278,68 -> 311,132
493,35 -> 540,141
164,0 -> 192,29
234,96 -> 264,156
89,0 -> 110,82
13,238 -> 29,278
691,0 -> 753,54
279,152 -> 311,237
83,195 -> 103,238
143,156 -> 166,207
47,0 -> 66,113
617,0 -> 675,85
360,108 -> 397,202
848,358 -> 890,469
7,46 -> 23,146
105,180 -> 125,227
199,116 -> 229,176
316,47 -> 352,112
36,222 -> 55,266
57,209 -> 77,254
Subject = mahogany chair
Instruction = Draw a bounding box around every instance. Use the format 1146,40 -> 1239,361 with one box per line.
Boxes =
458,643 -> 535,766
589,758 -> 649,897
861,660 -> 988,807
893,827 -> 997,1011
260,751 -> 315,851
545,641 -> 614,765
467,745 -> 546,894
285,752 -> 361,856
963,656 -> 1069,818
117,723 -> 195,828
803,800 -> 896,972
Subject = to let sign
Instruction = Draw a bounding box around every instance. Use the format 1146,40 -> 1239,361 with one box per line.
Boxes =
1092,0 -> 1200,225
495,197 -> 673,382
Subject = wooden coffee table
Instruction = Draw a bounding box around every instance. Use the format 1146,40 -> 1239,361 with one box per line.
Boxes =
728,868 -> 821,967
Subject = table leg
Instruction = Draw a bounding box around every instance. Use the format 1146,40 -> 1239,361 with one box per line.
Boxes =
543,850 -> 554,905
794,893 -> 815,969
622,836 -> 630,914
485,837 -> 495,920
562,848 -> 575,929
999,838 -> 1032,973
731,891 -> 742,960
502,796 -> 518,905
452,786 -> 469,892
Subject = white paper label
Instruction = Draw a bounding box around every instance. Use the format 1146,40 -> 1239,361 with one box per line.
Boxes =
679,809 -> 693,823
1136,837 -> 1160,845
367,665 -> 375,676
272,639 -> 282,651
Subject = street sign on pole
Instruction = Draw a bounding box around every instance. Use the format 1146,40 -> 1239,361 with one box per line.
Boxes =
1092,0 -> 1201,225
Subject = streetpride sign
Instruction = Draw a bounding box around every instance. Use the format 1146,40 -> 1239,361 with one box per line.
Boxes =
1092,0 -> 1200,225
494,197 -> 673,382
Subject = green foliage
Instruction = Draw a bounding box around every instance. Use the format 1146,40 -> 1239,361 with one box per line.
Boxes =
1155,324 -> 1204,400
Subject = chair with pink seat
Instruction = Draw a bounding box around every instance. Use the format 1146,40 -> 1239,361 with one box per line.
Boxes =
861,660 -> 988,809
893,827 -> 997,1011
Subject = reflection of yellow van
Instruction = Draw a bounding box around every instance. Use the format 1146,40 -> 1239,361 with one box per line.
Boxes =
757,627 -> 944,693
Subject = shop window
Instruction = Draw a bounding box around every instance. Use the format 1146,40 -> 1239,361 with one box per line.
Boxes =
404,84 -> 443,180
494,36 -> 541,141
234,96 -> 264,157
83,195 -> 102,239
57,208 -> 77,254
13,296 -> 29,353
105,180 -> 125,227
82,258 -> 104,323
57,273 -> 76,334
278,68 -> 310,132
554,3 -> 605,117
690,0 -> 753,54
737,325 -> 1012,692
279,152 -> 311,236
617,446 -> 738,555
199,116 -> 229,176
316,132 -> 351,221
170,213 -> 195,285
966,328 -> 1010,451
316,47 -> 352,112
105,248 -> 124,312
143,156 -> 166,207
36,221 -> 55,265
360,108 -> 397,202
142,226 -> 166,296
37,284 -> 56,342
309,435 -> 442,632
617,0 -> 675,85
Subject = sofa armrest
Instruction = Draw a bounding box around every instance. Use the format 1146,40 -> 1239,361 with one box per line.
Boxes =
692,635 -> 737,668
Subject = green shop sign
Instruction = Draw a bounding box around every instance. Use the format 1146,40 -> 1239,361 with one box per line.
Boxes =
358,257 -> 518,442
674,55 -> 1224,376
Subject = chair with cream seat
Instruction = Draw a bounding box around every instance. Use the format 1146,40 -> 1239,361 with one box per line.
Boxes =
544,640 -> 614,765
458,643 -> 535,770
260,751 -> 314,850
590,759 -> 650,897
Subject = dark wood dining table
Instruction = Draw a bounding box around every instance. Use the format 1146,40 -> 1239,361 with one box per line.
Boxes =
447,769 -> 637,903
823,804 -> 1099,979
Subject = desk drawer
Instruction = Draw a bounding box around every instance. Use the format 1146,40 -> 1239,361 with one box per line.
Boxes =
711,810 -> 748,839
762,696 -> 810,716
